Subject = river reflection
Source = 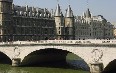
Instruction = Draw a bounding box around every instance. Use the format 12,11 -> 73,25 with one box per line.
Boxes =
0,60 -> 89,73
67,60 -> 90,71
0,67 -> 29,73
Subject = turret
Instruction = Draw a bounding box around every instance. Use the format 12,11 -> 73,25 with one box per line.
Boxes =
50,9 -> 54,18
55,4 -> 61,17
26,5 -> 28,12
85,8 -> 91,18
0,0 -> 13,41
65,5 -> 73,18
64,5 -> 75,40
83,12 -> 86,18
54,4 -> 64,40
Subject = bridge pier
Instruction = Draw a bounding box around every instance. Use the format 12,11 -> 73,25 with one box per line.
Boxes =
12,58 -> 21,67
90,63 -> 103,73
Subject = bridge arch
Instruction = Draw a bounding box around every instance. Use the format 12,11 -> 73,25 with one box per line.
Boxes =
0,51 -> 12,64
20,46 -> 89,63
0,50 -> 12,60
21,48 -> 68,66
102,59 -> 116,73
20,46 -> 90,70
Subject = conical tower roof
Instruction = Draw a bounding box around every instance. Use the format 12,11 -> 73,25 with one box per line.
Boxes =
55,4 -> 61,17
65,5 -> 73,18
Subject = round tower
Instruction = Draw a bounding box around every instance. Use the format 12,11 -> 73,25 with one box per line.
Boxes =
65,5 -> 75,40
54,4 -> 64,40
0,0 -> 13,41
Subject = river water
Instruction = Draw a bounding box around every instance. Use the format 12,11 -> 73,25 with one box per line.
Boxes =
0,60 -> 90,73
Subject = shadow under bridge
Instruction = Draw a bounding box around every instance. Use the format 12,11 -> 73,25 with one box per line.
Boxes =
21,48 -> 90,70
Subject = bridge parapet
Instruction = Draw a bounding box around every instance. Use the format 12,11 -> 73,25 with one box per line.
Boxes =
0,40 -> 116,45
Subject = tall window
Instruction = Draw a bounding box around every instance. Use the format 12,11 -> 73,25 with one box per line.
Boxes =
45,29 -> 47,34
59,31 -> 60,34
90,33 -> 91,36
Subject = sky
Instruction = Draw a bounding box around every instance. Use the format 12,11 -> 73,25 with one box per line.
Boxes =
13,0 -> 116,23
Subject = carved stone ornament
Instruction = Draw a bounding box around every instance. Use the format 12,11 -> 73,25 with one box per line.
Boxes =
14,46 -> 20,57
91,49 -> 103,63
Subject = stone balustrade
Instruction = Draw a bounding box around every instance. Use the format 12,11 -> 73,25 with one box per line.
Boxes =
0,39 -> 116,45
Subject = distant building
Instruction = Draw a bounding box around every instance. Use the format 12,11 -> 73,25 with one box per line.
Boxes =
75,9 -> 114,39
54,4 -> 114,40
113,28 -> 116,38
0,0 -> 114,41
113,23 -> 116,38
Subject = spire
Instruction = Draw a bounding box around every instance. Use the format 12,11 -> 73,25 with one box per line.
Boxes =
26,5 -> 28,11
61,12 -> 64,17
83,12 -> 86,18
55,4 -> 61,17
66,5 -> 73,18
86,8 -> 91,18
50,9 -> 54,17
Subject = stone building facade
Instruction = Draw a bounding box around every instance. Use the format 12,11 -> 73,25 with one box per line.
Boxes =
0,0 -> 56,41
12,5 -> 55,41
112,23 -> 116,38
54,5 -> 114,40
0,0 -> 114,41
54,4 -> 75,40
0,0 -> 13,41
75,9 -> 114,40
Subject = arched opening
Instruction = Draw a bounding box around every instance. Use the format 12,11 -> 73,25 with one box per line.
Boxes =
21,48 -> 90,71
102,59 -> 116,73
0,52 -> 12,64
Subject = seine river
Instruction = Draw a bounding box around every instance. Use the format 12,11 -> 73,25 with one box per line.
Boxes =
0,60 -> 90,73
0,53 -> 90,73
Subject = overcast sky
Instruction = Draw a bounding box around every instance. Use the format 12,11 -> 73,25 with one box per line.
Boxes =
13,0 -> 116,23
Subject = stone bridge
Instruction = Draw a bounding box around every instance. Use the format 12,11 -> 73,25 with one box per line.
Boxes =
0,40 -> 116,73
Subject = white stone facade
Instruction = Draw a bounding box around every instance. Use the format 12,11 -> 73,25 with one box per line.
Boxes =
75,10 -> 114,40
